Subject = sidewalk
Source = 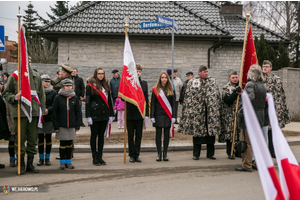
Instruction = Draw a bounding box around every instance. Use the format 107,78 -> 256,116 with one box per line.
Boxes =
1,119 -> 300,153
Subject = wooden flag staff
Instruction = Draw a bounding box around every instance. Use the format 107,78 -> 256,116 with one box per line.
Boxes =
17,6 -> 22,175
123,18 -> 129,164
230,13 -> 250,157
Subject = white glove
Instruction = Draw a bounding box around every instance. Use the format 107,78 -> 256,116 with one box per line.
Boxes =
144,116 -> 149,123
109,117 -> 113,124
87,117 -> 93,125
150,118 -> 155,123
172,118 -> 176,124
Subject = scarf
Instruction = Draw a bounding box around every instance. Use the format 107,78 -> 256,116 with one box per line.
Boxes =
44,86 -> 53,94
58,89 -> 75,97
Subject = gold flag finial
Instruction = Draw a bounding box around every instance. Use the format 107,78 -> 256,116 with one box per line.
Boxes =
124,16 -> 129,27
245,6 -> 251,19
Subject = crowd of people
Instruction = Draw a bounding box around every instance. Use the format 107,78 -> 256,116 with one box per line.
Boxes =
0,59 -> 290,174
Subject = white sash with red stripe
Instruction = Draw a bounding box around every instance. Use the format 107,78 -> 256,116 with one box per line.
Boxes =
152,87 -> 174,137
88,83 -> 111,138
12,71 -> 43,128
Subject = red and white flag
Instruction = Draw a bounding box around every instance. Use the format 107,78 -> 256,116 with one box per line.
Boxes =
241,91 -> 285,200
267,93 -> 300,200
20,26 -> 32,122
118,35 -> 146,118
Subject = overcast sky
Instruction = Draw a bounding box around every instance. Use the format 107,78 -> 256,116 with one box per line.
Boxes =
0,1 -> 79,42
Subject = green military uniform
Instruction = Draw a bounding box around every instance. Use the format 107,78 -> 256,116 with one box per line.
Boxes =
52,64 -> 74,92
3,67 -> 45,157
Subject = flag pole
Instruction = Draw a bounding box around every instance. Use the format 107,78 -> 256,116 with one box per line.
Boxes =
123,18 -> 129,164
17,6 -> 22,175
230,13 -> 250,157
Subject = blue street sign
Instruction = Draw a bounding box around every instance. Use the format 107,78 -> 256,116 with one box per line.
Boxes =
141,21 -> 167,29
156,15 -> 178,31
0,26 -> 5,51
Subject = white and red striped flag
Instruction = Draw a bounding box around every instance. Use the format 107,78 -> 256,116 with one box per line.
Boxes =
241,91 -> 285,200
267,93 -> 300,200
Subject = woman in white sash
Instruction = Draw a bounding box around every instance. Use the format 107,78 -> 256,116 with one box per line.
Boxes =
86,67 -> 114,166
150,72 -> 176,161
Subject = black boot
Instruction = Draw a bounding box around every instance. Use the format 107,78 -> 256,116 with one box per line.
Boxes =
26,156 -> 39,173
163,152 -> 169,161
20,157 -> 26,175
156,153 -> 162,161
37,159 -> 44,166
98,152 -> 106,165
92,152 -> 101,166
45,159 -> 51,166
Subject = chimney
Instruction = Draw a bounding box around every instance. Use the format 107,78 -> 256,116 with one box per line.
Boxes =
5,36 -> 8,41
220,5 -> 243,15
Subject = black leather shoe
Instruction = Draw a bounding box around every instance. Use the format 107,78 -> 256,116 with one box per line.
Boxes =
163,152 -> 169,161
99,158 -> 106,165
193,156 -> 199,160
37,159 -> 44,166
0,164 -> 5,168
208,156 -> 216,160
20,157 -> 25,175
135,157 -> 142,162
156,153 -> 162,162
129,157 -> 135,163
228,156 -> 235,160
45,159 -> 51,166
235,166 -> 252,172
80,123 -> 86,127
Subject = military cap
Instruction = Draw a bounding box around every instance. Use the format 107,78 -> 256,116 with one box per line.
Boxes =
228,70 -> 238,76
199,65 -> 208,72
167,69 -> 177,75
186,71 -> 193,76
61,78 -> 73,86
262,60 -> 272,67
41,74 -> 51,82
111,69 -> 119,73
60,64 -> 73,74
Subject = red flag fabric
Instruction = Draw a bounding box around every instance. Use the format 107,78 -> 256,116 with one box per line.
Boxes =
242,25 -> 258,88
267,93 -> 300,200
20,26 -> 32,122
118,36 -> 145,118
241,91 -> 285,200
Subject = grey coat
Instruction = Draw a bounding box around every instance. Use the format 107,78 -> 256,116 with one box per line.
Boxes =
237,80 -> 267,129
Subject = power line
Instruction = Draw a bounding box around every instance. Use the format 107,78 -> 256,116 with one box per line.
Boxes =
0,16 -> 18,21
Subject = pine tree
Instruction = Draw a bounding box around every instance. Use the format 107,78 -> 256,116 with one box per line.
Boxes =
276,41 -> 290,69
70,1 -> 91,10
47,1 -> 69,21
254,34 -> 276,67
23,1 -> 40,39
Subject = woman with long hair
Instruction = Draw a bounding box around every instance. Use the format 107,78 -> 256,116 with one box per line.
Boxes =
86,67 -> 114,166
150,71 -> 176,161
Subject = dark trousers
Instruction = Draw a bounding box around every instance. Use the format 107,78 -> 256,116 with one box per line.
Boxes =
8,141 -> 15,158
155,127 -> 170,153
193,143 -> 215,158
79,100 -> 83,124
175,101 -> 179,120
90,120 -> 108,157
127,119 -> 143,158
38,133 -> 52,155
113,97 -> 118,120
59,140 -> 72,160
226,140 -> 232,156
268,129 -> 275,157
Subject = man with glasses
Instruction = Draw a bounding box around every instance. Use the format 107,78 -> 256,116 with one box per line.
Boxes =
262,60 -> 290,158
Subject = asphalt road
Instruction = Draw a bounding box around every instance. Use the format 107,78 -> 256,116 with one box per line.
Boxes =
1,145 -> 300,200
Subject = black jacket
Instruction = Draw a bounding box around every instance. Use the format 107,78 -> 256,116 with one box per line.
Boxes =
52,94 -> 81,130
72,75 -> 85,98
179,79 -> 189,104
126,78 -> 149,120
0,95 -> 10,140
150,87 -> 176,128
85,85 -> 114,121
43,89 -> 57,122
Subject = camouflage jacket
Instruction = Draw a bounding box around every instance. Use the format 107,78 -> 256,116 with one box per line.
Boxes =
219,81 -> 239,142
178,76 -> 221,137
263,72 -> 290,128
